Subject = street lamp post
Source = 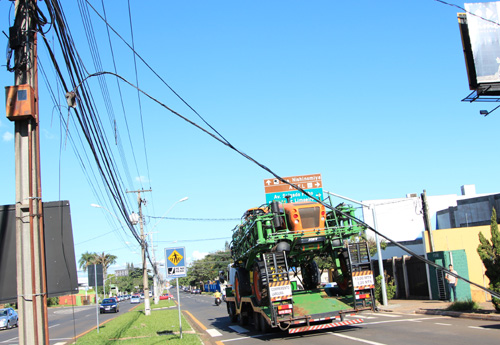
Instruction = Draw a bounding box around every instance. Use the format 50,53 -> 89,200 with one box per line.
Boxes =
324,191 -> 388,306
149,197 -> 188,304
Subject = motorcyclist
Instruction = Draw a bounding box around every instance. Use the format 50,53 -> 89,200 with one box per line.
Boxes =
214,290 -> 222,305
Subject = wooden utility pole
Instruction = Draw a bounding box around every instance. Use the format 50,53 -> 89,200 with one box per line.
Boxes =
127,189 -> 152,316
7,1 -> 49,344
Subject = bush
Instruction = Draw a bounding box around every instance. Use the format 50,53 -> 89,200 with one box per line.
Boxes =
47,297 -> 59,306
490,282 -> 500,312
446,299 -> 479,311
375,274 -> 396,304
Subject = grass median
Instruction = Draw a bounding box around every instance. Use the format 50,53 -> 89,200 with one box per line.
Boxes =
75,299 -> 200,344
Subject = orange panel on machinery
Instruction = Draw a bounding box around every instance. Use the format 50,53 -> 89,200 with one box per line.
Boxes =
5,85 -> 36,120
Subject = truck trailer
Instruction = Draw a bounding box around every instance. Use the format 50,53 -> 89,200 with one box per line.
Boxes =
225,199 -> 376,333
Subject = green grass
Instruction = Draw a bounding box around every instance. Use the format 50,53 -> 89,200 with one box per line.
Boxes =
446,299 -> 480,312
76,301 -> 200,344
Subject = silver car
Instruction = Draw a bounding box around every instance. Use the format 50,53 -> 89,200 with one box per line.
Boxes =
0,308 -> 18,330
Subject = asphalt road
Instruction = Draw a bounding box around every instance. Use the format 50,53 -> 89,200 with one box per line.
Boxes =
177,291 -> 500,345
0,299 -> 142,345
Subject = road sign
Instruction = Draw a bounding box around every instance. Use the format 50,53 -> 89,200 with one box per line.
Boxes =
165,247 -> 187,278
264,174 -> 323,203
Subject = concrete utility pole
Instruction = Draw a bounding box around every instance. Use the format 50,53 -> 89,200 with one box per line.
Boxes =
127,189 -> 152,316
7,1 -> 49,344
421,190 -> 435,252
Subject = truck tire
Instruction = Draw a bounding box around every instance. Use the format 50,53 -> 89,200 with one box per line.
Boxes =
259,313 -> 271,333
333,249 -> 352,295
238,311 -> 249,326
252,261 -> 268,306
253,312 -> 262,331
301,260 -> 320,290
227,301 -> 237,322
235,269 -> 251,307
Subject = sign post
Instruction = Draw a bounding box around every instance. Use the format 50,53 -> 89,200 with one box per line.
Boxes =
264,173 -> 323,204
165,247 -> 187,339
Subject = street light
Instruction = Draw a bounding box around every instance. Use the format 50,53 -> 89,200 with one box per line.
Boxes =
324,191 -> 388,306
150,197 -> 189,304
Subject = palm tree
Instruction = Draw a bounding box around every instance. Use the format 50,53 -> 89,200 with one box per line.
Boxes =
92,252 -> 118,278
78,251 -> 97,272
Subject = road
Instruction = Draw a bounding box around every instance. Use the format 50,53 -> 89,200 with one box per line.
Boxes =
0,299 -> 141,345
177,291 -> 500,345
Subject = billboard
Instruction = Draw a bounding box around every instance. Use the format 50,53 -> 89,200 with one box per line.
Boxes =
0,201 -> 79,303
460,2 -> 500,95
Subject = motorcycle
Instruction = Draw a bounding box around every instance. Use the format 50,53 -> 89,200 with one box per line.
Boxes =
215,297 -> 221,306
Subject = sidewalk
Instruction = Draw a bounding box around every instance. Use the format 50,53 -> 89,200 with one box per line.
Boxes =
378,299 -> 500,321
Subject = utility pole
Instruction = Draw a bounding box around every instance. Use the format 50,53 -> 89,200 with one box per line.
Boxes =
421,190 -> 435,252
7,1 -> 49,344
127,189 -> 152,316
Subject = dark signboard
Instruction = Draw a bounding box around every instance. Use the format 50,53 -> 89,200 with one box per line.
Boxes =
0,201 -> 79,303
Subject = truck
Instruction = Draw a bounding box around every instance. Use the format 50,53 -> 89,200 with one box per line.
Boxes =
225,199 -> 376,334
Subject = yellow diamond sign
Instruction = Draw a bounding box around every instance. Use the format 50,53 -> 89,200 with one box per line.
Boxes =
168,250 -> 183,266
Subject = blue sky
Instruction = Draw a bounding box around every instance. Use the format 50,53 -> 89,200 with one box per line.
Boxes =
0,1 -> 497,277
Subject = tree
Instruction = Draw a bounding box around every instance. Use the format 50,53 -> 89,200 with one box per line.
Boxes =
477,207 -> 500,311
92,252 -> 117,278
78,251 -> 97,272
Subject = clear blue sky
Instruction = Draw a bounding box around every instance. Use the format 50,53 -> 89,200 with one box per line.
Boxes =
0,1 -> 497,277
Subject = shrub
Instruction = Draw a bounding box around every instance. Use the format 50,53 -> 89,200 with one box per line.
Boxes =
446,299 -> 479,311
47,297 -> 59,306
375,274 -> 396,304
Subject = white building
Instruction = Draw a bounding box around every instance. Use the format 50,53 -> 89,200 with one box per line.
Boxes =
361,185 -> 495,260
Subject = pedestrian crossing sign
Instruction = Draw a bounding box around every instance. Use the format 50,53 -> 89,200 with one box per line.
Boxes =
165,247 -> 186,278
168,250 -> 183,266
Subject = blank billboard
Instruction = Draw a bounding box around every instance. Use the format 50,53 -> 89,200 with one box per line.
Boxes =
0,201 -> 78,303
460,2 -> 500,95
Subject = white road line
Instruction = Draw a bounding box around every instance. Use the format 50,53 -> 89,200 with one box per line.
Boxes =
350,315 -> 377,319
435,323 -> 451,326
48,323 -> 60,328
228,325 -> 250,333
1,337 -> 19,344
206,328 -> 223,337
329,331 -> 388,345
468,326 -> 490,330
370,313 -> 400,318
363,316 -> 448,326
222,334 -> 269,342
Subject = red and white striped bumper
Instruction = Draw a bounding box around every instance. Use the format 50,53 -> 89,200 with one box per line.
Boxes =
288,318 -> 364,334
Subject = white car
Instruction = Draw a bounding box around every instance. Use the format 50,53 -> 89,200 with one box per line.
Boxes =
130,295 -> 141,304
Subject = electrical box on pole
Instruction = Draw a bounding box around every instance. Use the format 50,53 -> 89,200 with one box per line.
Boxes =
5,85 -> 36,120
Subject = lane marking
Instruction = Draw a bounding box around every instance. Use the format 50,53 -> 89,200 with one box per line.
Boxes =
206,328 -> 223,337
228,325 -> 250,333
329,331 -> 388,345
220,334 -> 268,342
435,323 -> 451,326
1,337 -> 19,344
468,326 -> 490,330
48,323 -> 60,328
363,316 -> 448,326
370,313 -> 400,318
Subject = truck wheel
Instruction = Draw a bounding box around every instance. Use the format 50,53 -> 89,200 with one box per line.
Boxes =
333,249 -> 352,295
260,313 -> 271,333
252,261 -> 268,306
235,269 -> 251,307
238,312 -> 249,326
301,260 -> 320,290
253,312 -> 261,331
227,302 -> 237,323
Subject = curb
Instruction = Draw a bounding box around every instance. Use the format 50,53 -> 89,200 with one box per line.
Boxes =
415,309 -> 500,321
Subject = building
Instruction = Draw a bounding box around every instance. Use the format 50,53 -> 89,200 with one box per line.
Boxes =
362,185 -> 494,260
